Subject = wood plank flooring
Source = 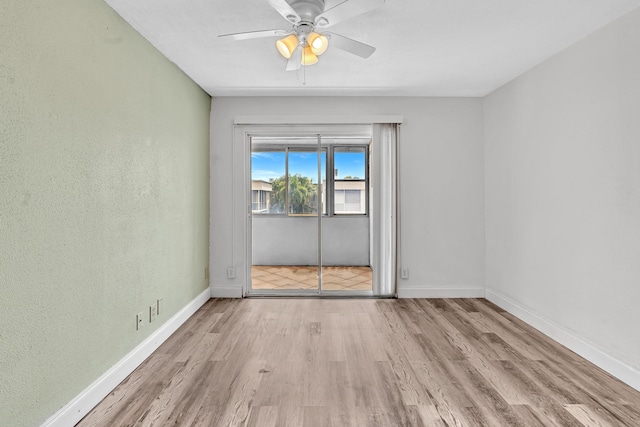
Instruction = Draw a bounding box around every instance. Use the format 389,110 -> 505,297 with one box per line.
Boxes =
77,298 -> 640,426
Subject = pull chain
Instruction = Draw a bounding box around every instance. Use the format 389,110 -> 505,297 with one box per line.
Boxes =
302,46 -> 307,85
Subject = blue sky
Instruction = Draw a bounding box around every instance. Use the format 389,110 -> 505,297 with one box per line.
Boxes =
251,151 -> 285,182
252,151 -> 365,182
334,152 -> 365,179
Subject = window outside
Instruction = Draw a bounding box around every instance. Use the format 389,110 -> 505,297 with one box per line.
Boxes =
334,148 -> 366,215
251,144 -> 366,216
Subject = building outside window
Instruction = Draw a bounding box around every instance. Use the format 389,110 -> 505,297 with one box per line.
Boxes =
251,180 -> 272,213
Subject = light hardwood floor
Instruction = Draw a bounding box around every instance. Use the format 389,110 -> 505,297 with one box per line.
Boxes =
78,298 -> 640,426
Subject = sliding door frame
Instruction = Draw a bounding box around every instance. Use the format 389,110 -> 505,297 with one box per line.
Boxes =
232,120 -> 402,297
247,128 -> 371,297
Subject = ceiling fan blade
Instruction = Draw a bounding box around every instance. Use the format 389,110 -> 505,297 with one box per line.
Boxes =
286,46 -> 302,71
315,0 -> 386,28
326,32 -> 376,58
218,29 -> 289,41
268,0 -> 301,24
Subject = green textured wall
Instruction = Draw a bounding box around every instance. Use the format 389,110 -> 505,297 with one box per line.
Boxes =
0,1 -> 211,426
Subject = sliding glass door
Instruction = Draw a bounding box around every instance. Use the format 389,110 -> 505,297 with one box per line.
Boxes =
249,135 -> 372,295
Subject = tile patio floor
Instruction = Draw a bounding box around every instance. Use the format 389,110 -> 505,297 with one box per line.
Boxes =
251,265 -> 372,291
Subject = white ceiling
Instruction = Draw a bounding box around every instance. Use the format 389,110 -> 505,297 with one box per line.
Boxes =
104,0 -> 640,97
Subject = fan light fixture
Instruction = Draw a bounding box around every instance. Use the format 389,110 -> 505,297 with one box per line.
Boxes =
301,45 -> 319,65
276,34 -> 299,59
276,31 -> 328,66
308,32 -> 328,55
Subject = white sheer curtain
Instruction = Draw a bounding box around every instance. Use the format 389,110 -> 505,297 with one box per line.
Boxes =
371,123 -> 399,296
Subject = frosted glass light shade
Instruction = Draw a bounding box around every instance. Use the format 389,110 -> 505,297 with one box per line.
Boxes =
308,32 -> 328,55
276,34 -> 299,59
301,46 -> 319,65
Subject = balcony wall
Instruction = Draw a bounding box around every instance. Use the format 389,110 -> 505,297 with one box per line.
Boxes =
252,216 -> 369,266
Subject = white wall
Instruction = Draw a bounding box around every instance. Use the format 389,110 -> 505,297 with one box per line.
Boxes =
210,97 -> 485,297
484,7 -> 640,388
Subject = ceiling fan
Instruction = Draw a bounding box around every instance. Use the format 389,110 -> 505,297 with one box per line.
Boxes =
219,0 -> 387,70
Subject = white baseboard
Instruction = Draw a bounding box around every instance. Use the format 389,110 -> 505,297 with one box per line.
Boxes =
485,287 -> 640,393
42,288 -> 211,427
397,286 -> 485,299
210,284 -> 243,298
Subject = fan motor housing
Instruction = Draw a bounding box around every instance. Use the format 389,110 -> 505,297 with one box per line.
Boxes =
289,0 -> 325,23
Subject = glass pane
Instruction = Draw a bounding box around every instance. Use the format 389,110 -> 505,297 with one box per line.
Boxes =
323,145 -> 371,292
334,148 -> 366,215
251,144 -> 320,293
288,151 -> 326,215
251,150 -> 285,214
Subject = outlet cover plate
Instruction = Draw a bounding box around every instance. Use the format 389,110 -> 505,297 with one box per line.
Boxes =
136,312 -> 144,330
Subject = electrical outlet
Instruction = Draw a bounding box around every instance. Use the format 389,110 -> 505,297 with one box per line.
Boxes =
136,312 -> 144,330
227,267 -> 236,279
149,305 -> 157,323
401,268 -> 409,279
157,298 -> 164,315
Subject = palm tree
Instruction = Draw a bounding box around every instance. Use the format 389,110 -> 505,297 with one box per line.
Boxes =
270,176 -> 287,213
289,174 -> 317,214
270,174 -> 317,214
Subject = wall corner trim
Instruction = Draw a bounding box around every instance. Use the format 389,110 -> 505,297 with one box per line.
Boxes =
485,287 -> 640,393
397,286 -> 485,299
41,288 -> 211,427
210,284 -> 243,298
